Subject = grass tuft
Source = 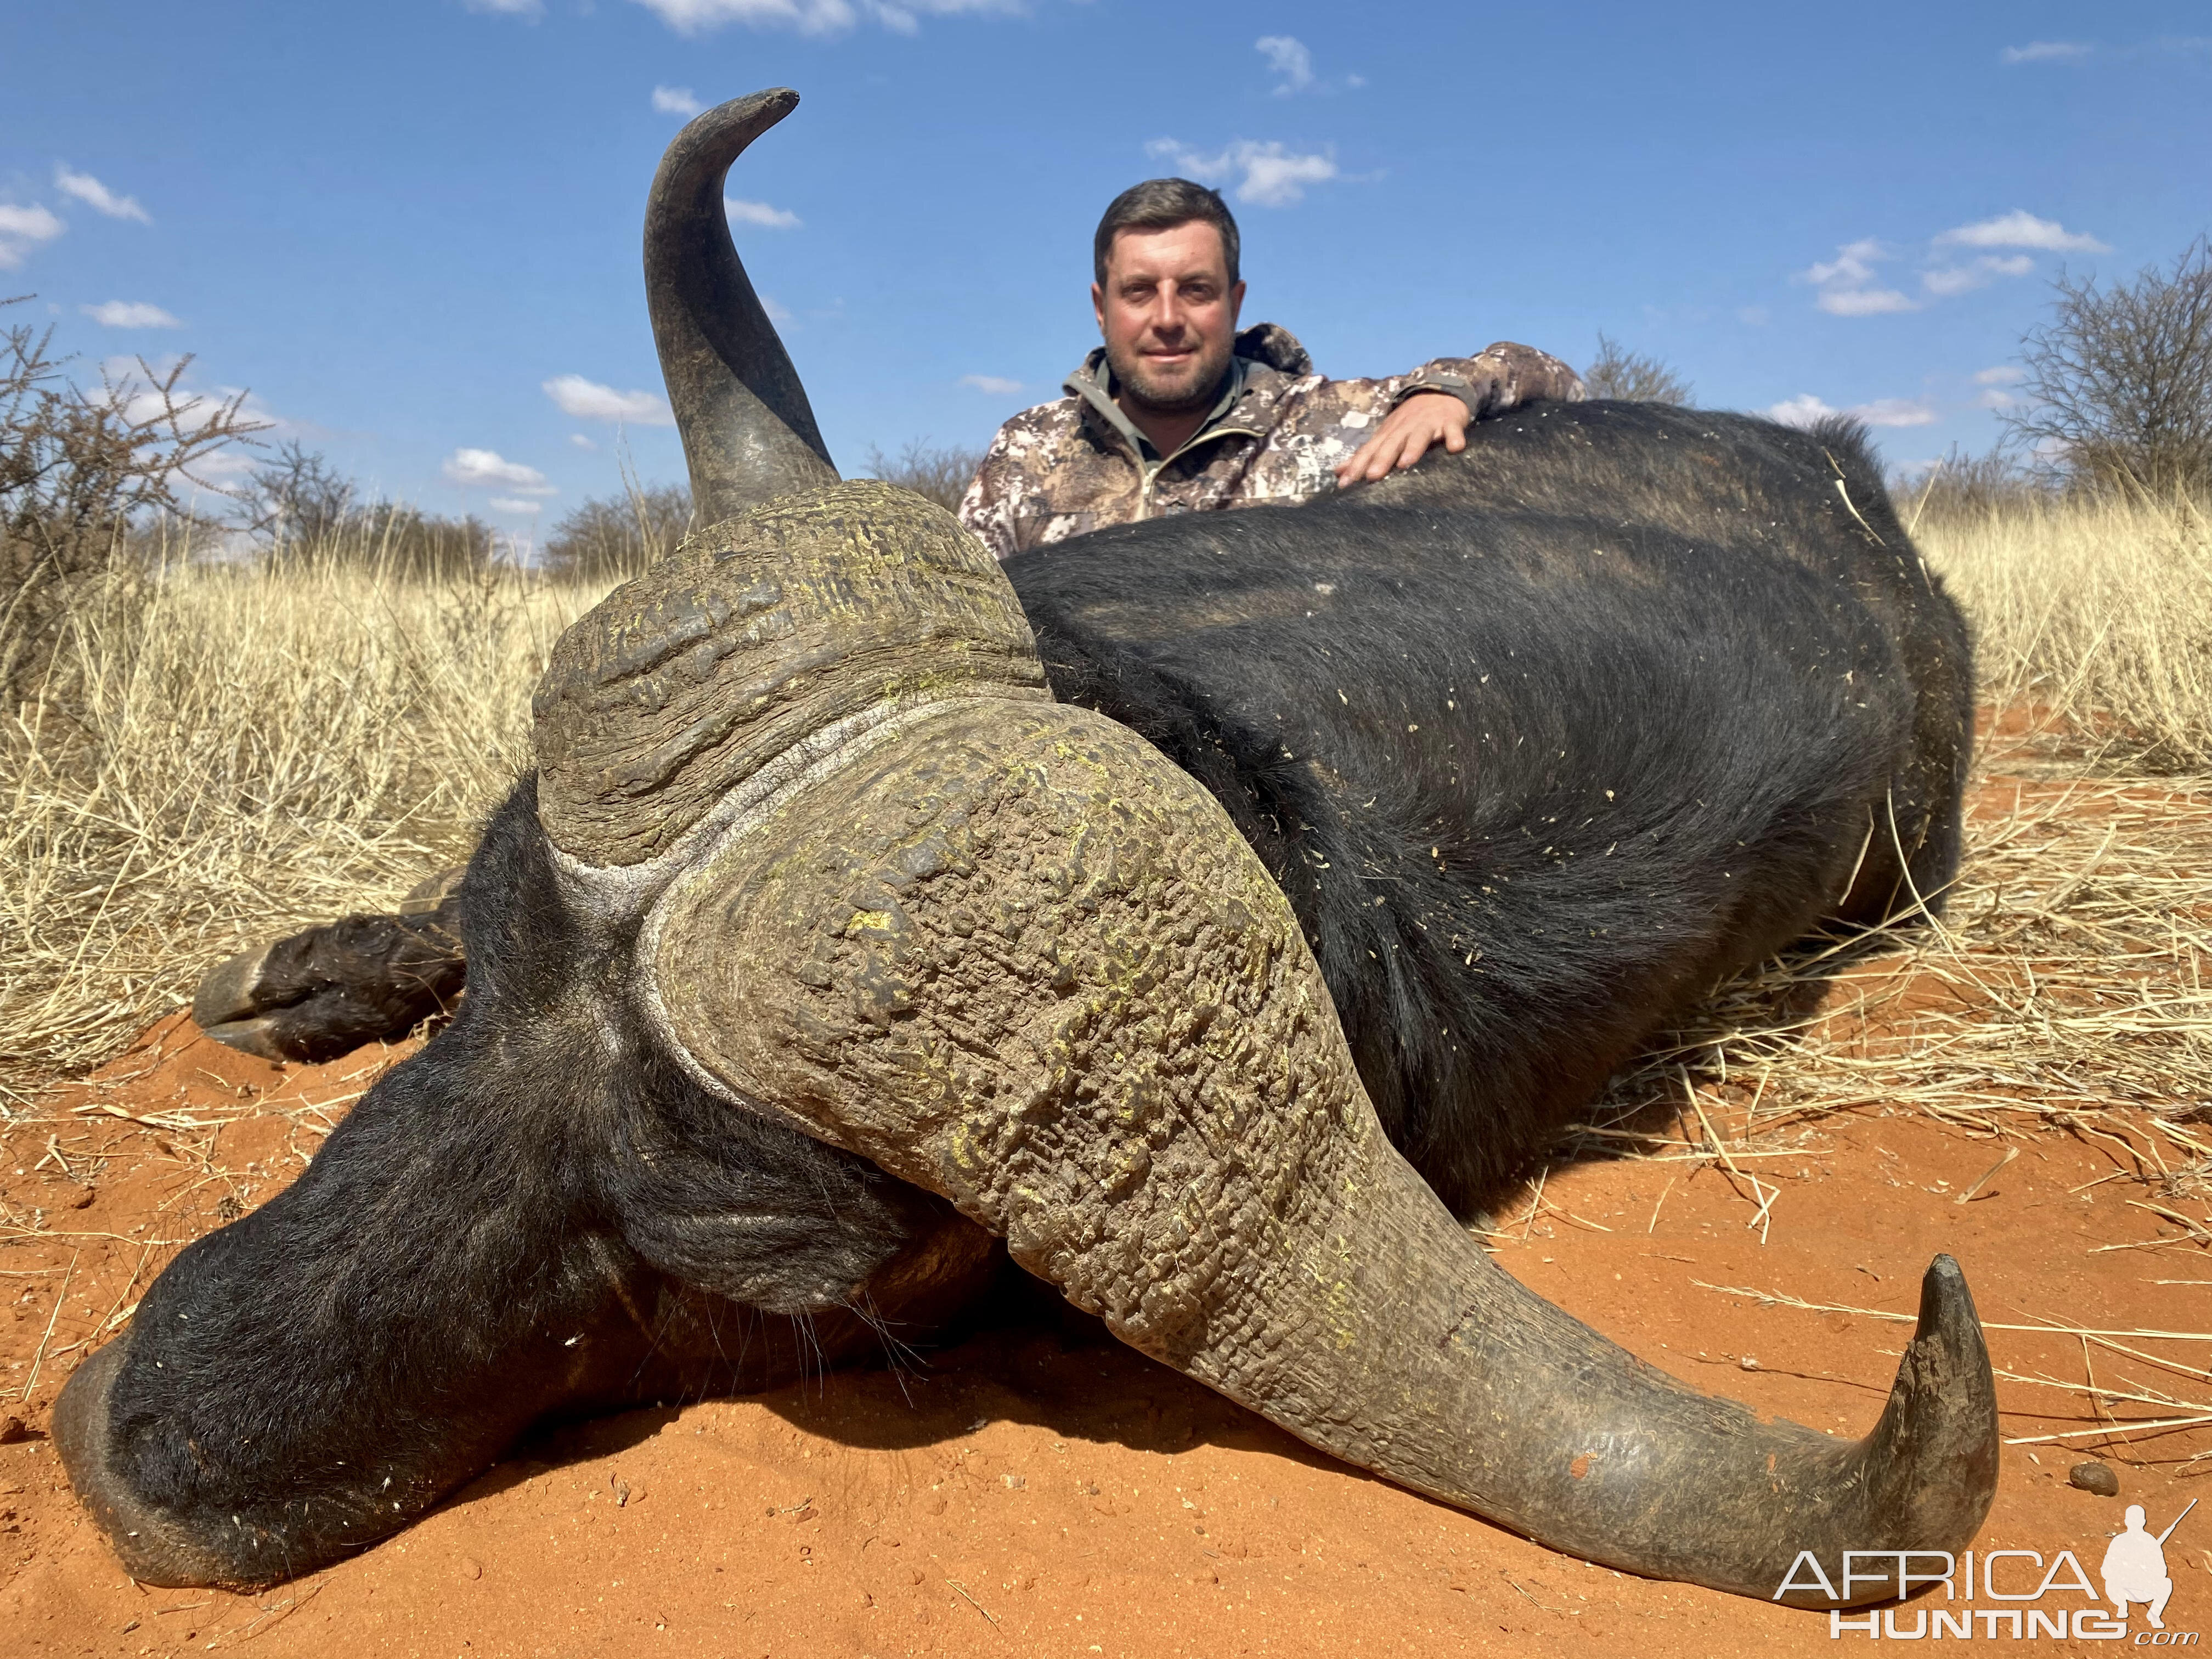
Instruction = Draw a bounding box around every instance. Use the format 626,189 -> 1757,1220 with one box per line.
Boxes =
1,540 -> 617,1100
1922,492 -> 2212,770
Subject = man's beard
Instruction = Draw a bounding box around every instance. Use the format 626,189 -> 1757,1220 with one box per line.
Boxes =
1105,334 -> 1234,415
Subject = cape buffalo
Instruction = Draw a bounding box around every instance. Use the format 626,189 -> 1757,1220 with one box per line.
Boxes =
55,89 -> 1994,1607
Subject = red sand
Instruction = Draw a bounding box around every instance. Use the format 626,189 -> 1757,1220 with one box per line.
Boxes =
3,811 -> 2207,1657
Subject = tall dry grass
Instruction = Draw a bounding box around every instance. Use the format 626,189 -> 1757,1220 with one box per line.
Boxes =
1,540 -> 618,1100
1917,492 -> 2212,769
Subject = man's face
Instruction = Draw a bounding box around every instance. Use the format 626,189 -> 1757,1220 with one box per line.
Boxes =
1092,221 -> 1245,414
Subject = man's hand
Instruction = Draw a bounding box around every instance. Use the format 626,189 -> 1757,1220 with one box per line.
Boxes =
1335,390 -> 1471,487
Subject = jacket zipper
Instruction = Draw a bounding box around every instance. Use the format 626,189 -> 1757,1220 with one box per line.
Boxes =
1136,426 -> 1263,521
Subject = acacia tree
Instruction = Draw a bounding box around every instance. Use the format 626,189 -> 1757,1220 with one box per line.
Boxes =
2003,236 -> 2212,498
1582,334 -> 1694,405
246,439 -> 357,557
1,298 -> 262,707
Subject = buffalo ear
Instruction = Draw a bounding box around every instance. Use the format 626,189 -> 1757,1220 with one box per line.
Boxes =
603,1104 -> 971,1317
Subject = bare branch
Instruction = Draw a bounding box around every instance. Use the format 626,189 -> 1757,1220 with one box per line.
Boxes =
1582,334 -> 1694,406
2002,236 -> 2212,499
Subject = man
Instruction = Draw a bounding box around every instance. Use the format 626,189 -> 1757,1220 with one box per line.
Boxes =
958,177 -> 1584,562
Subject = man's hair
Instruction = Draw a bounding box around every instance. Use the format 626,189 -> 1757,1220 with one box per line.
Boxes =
1092,178 -> 1241,287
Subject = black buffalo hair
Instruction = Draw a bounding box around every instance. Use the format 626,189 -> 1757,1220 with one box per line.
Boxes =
1006,400 -> 1971,1212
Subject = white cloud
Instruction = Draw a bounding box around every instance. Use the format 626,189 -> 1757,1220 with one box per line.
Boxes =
1256,35 -> 1313,94
490,496 -> 545,514
1800,238 -> 1917,315
0,202 -> 65,269
2001,40 -> 2092,64
761,294 -> 794,324
960,374 -> 1023,395
1851,398 -> 1937,427
633,0 -> 855,31
1920,266 -> 1982,298
1768,393 -> 1936,428
1973,365 -> 2025,385
82,300 -> 181,328
1920,253 -> 2032,297
726,197 -> 802,229
55,166 -> 149,223
1976,386 -> 2022,411
627,0 -> 1020,37
184,449 -> 259,484
569,432 -> 598,449
653,85 -> 704,116
1818,287 -> 1916,316
1803,238 -> 1886,289
443,448 -> 556,493
542,373 -> 675,425
1936,210 -> 2108,253
1767,394 -> 1838,427
466,0 -> 544,15
1144,138 -> 1338,208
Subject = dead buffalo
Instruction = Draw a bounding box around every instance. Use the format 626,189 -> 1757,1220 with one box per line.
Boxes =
56,88 -> 1992,1608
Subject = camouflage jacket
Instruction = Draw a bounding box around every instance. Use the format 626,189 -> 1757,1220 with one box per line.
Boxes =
956,324 -> 1584,561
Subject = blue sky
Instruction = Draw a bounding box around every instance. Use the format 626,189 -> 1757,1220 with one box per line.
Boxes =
4,1 -> 2208,539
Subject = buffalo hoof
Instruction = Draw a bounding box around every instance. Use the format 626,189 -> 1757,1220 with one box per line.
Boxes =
191,877 -> 469,1066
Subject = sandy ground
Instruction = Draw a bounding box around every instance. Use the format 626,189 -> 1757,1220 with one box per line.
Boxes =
2,819 -> 2208,1656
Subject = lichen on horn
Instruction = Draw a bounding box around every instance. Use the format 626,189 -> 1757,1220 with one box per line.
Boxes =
646,88 -> 838,523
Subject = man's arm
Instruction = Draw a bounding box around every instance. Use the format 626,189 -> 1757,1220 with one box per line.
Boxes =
1336,342 -> 1585,486
956,425 -> 1028,562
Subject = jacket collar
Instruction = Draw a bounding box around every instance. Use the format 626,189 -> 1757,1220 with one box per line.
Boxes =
1065,323 -> 1313,464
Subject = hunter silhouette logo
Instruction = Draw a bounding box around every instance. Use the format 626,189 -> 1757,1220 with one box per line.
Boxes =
2107,1500 -> 2191,1630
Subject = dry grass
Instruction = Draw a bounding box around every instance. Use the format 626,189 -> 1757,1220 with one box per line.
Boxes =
1578,769 -> 2212,1146
1917,490 -> 2212,770
1526,496 -> 2212,1203
0,541 -> 617,1101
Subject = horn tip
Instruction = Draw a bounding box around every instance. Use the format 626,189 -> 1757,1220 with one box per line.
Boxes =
1866,1251 -> 1999,1555
1911,1252 -> 1978,1351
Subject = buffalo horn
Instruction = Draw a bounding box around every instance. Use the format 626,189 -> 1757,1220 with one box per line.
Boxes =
646,88 -> 837,523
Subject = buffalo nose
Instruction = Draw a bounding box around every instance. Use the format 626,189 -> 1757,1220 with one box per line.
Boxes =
54,1334 -> 246,1588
